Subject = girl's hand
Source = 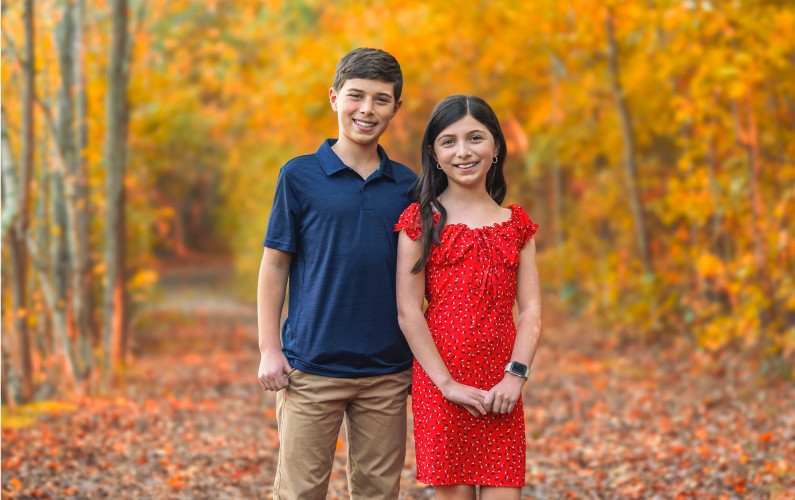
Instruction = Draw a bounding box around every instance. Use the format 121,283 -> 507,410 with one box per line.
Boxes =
440,380 -> 489,417
484,374 -> 525,414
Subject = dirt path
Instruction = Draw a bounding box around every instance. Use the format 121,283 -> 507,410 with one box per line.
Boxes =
2,259 -> 793,498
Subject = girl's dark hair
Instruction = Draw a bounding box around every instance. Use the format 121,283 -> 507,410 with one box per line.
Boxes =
412,95 -> 508,274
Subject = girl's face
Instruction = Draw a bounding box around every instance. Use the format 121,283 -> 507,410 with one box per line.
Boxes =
431,114 -> 499,191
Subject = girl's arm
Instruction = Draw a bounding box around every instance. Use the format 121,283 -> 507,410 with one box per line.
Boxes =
484,238 -> 542,414
396,231 -> 488,417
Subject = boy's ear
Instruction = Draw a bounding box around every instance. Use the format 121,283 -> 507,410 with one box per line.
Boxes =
329,87 -> 339,111
391,98 -> 403,118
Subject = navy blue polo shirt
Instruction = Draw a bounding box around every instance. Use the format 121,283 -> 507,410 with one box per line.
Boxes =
263,139 -> 417,378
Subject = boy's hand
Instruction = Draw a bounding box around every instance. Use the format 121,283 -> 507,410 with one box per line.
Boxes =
484,374 -> 525,414
258,350 -> 292,391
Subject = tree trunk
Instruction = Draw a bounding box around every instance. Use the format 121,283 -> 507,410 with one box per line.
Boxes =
705,128 -> 730,262
681,126 -> 709,315
49,149 -> 75,388
55,0 -> 93,381
733,88 -> 776,324
1,332 -> 21,410
6,0 -> 38,402
74,0 -> 96,355
548,60 -> 569,300
102,0 -> 130,389
22,120 -> 80,391
1,110 -> 20,239
605,7 -> 653,276
34,154 -> 54,370
26,232 -> 80,390
1,109 -> 24,405
19,0 -> 36,258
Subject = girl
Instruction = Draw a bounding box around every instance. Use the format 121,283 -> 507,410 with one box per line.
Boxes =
395,95 -> 541,499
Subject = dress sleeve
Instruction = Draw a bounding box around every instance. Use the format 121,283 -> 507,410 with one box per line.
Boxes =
394,202 -> 423,241
515,206 -> 538,249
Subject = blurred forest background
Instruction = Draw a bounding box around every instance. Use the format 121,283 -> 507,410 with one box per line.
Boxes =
2,0 -> 794,401
2,1 -> 795,497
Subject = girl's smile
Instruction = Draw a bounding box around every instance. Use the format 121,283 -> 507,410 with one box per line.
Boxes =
433,114 -> 499,187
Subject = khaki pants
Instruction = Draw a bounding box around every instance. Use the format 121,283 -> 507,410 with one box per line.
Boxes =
273,368 -> 411,500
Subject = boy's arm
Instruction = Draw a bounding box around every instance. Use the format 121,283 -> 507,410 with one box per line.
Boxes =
257,247 -> 293,391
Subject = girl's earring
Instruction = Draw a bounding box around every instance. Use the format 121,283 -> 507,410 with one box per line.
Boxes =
492,156 -> 499,164
436,163 -> 443,170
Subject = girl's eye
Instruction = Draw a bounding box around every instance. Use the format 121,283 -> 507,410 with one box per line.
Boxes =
441,139 -> 454,146
470,135 -> 483,141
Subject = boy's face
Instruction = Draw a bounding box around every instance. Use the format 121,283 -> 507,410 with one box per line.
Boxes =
329,78 -> 402,148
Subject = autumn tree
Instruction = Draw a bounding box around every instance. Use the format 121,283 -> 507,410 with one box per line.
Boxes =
101,0 -> 131,389
3,0 -> 37,402
3,0 -> 793,404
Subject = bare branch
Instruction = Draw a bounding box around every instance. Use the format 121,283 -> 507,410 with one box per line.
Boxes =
1,27 -> 25,65
25,233 -> 56,308
32,94 -> 73,187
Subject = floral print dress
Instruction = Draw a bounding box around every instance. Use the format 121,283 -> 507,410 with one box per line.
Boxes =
395,202 -> 538,486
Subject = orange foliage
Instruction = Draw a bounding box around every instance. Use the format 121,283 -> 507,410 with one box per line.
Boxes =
1,1 -> 793,384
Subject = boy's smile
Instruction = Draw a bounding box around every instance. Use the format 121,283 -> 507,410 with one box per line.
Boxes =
353,118 -> 377,131
330,78 -> 402,148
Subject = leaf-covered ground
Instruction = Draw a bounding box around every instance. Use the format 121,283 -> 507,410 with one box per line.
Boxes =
2,261 -> 793,499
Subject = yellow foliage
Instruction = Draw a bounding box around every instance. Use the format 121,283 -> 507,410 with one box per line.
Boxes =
1,401 -> 78,429
696,254 -> 724,279
129,269 -> 159,290
2,0 -> 794,360
128,269 -> 160,302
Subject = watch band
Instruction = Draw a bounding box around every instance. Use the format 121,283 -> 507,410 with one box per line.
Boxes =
505,361 -> 529,379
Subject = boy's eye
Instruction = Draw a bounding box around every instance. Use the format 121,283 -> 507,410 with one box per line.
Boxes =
349,93 -> 362,99
376,97 -> 390,104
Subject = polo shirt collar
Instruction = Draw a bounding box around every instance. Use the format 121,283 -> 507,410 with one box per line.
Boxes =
317,139 -> 396,181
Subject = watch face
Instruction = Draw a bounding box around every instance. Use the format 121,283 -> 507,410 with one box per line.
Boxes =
509,361 -> 528,377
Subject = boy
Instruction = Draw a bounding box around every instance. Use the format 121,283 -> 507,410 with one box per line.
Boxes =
257,48 -> 416,499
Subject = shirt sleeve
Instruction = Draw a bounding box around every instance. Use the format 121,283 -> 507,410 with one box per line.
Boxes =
263,168 -> 301,253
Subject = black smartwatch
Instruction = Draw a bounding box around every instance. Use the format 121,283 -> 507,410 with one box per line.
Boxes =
505,361 -> 529,379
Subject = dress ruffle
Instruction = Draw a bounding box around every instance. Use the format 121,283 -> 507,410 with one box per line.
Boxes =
394,202 -> 537,268
393,202 -> 423,241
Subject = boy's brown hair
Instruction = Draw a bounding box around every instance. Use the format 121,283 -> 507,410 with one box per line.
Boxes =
332,48 -> 403,101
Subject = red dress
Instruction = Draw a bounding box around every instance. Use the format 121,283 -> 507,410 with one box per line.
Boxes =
395,202 -> 538,487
